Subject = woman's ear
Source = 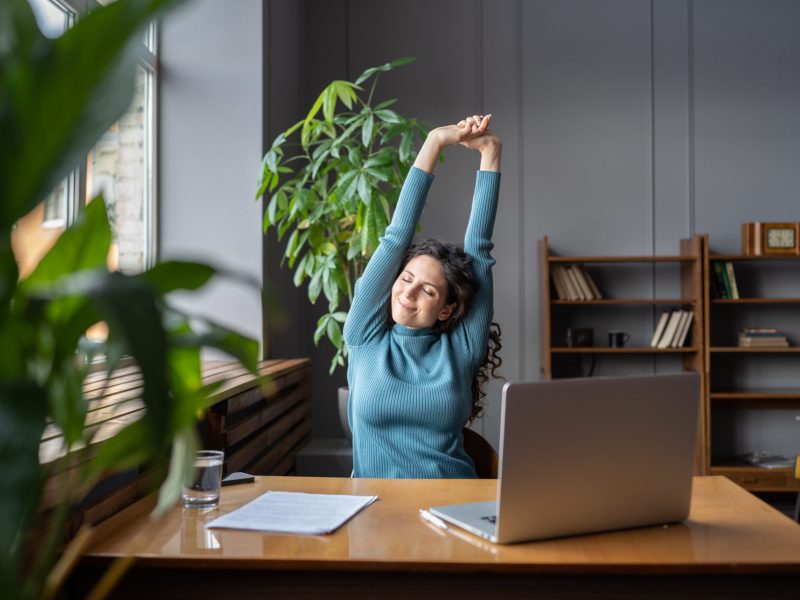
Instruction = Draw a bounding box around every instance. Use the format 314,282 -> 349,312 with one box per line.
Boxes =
438,302 -> 456,322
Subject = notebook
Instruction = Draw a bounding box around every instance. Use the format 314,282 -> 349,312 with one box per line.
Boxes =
429,373 -> 700,544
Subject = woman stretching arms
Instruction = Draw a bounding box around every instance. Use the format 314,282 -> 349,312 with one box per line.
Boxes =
343,114 -> 502,478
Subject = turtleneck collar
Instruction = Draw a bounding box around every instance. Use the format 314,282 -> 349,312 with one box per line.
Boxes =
392,323 -> 438,337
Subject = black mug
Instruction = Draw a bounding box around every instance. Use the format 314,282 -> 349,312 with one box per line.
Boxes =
608,330 -> 630,348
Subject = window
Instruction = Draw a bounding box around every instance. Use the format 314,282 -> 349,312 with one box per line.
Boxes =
13,0 -> 159,279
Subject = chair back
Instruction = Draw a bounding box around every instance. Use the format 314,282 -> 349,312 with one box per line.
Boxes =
463,427 -> 499,479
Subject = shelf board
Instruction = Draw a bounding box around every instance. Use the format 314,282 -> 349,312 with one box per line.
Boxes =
551,346 -> 698,354
708,465 -> 799,492
711,390 -> 800,400
711,253 -> 800,261
552,299 -> 695,306
712,298 -> 800,304
710,465 -> 793,474
549,255 -> 697,263
710,346 -> 800,353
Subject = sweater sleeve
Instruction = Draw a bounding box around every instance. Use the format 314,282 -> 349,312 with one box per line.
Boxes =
456,170 -> 501,364
343,166 -> 434,347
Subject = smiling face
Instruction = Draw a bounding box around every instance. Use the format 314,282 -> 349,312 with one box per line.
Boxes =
390,254 -> 456,329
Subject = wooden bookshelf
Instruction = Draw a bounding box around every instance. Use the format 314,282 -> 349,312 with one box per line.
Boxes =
704,249 -> 800,493
539,235 -> 706,474
551,347 -> 699,354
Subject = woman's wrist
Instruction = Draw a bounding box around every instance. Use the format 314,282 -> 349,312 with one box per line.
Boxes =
479,142 -> 502,171
413,134 -> 445,174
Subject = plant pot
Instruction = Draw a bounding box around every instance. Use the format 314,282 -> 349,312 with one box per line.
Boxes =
338,386 -> 352,442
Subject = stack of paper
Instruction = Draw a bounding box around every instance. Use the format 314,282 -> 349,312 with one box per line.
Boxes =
207,491 -> 378,535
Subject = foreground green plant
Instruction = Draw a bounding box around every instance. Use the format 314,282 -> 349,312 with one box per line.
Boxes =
257,57 -> 427,373
0,1 -> 260,598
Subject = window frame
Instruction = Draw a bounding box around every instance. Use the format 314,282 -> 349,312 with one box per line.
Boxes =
37,0 -> 160,270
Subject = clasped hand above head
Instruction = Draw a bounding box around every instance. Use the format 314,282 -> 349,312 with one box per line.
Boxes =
414,114 -> 502,174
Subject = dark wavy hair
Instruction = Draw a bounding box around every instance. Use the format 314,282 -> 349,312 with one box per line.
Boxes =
398,239 -> 503,424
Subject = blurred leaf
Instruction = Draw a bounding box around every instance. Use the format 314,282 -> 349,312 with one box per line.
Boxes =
357,173 -> 372,206
84,418 -> 152,484
84,273 -> 171,451
374,109 -> 401,124
0,243 -> 19,311
308,269 -> 323,304
374,98 -> 398,110
326,316 -> 342,349
21,196 -> 111,292
389,56 -> 416,68
47,361 -> 88,447
140,261 -> 215,294
173,322 -> 259,374
154,427 -> 197,517
322,86 -> 337,124
361,113 -> 374,148
0,381 -> 47,589
313,314 -> 328,345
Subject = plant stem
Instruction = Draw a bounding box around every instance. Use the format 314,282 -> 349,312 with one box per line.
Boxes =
366,72 -> 380,107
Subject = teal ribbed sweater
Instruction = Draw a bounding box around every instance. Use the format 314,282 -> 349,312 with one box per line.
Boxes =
343,166 -> 501,478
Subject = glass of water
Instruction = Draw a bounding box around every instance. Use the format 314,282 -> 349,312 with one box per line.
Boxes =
182,450 -> 224,509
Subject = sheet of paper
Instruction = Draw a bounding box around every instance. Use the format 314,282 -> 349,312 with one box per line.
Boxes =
206,491 -> 378,535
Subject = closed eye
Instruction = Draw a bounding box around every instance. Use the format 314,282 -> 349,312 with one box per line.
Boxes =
423,289 -> 434,297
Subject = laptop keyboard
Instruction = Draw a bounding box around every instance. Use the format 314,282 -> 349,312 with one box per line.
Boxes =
481,515 -> 497,524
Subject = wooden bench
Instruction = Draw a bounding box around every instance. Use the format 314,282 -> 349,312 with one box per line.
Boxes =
40,359 -> 311,527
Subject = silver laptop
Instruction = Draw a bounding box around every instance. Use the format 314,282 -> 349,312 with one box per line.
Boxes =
429,373 -> 700,544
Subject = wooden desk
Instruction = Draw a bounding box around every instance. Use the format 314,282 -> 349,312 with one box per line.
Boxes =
72,475 -> 800,599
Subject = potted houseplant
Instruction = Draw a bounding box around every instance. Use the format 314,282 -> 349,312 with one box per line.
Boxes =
257,57 -> 428,375
0,1 -> 259,598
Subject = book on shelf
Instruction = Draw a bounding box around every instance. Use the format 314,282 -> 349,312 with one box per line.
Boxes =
569,265 -> 593,300
670,311 -> 689,348
712,261 -> 731,299
724,262 -> 740,299
550,264 -> 602,301
676,311 -> 694,348
650,311 -> 671,347
656,310 -> 684,349
550,266 -> 568,300
577,265 -> 602,299
562,266 -> 583,300
550,265 -> 572,300
737,328 -> 789,347
738,452 -> 793,469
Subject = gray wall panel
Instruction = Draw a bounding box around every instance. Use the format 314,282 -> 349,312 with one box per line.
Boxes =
693,0 -> 800,253
480,0 -> 523,445
523,0 -> 655,384
161,0 -> 263,354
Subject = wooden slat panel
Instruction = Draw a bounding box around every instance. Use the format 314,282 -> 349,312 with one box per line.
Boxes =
224,364 -> 310,416
224,382 -> 311,447
245,422 -> 312,475
225,401 -> 312,473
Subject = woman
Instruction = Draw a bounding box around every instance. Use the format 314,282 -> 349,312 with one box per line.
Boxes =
343,114 -> 502,478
